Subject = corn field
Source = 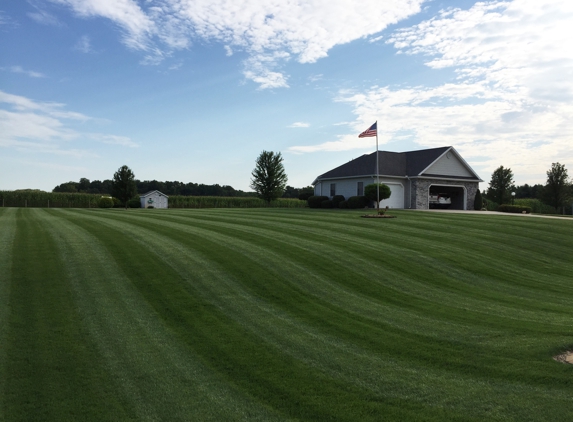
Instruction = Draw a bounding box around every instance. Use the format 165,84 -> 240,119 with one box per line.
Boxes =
0,191 -> 100,208
0,191 -> 307,209
167,195 -> 306,208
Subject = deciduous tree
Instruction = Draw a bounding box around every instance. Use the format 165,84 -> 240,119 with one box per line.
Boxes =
112,165 -> 137,209
488,166 -> 515,205
544,162 -> 571,213
250,151 -> 288,204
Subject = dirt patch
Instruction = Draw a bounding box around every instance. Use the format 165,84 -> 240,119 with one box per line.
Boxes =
361,214 -> 397,218
553,351 -> 573,364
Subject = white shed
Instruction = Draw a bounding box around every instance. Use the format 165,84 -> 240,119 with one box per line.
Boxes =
140,190 -> 169,209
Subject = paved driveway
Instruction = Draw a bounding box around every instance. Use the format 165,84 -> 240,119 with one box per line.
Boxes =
410,209 -> 573,220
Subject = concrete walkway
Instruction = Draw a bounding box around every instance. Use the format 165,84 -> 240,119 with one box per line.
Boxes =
408,208 -> 573,220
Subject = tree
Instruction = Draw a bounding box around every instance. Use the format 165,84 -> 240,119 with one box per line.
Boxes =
474,189 -> 483,210
364,183 -> 391,210
487,166 -> 515,205
544,162 -> 571,213
112,165 -> 137,209
250,151 -> 288,204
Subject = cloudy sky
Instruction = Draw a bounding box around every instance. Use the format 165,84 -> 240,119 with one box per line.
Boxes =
1,0 -> 572,192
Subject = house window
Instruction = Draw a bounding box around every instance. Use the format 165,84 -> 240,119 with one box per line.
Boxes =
330,183 -> 336,197
357,182 -> 364,196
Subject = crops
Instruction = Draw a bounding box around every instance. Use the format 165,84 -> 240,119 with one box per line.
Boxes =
2,208 -> 573,421
167,195 -> 306,208
0,191 -> 306,209
0,191 -> 100,208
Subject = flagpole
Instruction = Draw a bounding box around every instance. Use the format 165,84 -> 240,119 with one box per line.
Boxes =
376,120 -> 379,213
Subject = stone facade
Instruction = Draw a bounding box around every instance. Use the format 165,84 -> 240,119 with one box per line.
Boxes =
411,178 -> 479,210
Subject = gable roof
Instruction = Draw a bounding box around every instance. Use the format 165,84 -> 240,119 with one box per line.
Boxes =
139,190 -> 169,198
313,146 -> 482,184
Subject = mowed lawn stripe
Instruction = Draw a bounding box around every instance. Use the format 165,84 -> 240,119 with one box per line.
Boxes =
52,209 -> 470,421
40,209 -> 284,422
0,208 -> 17,415
59,209 -> 573,420
3,209 -> 131,421
142,209 -> 573,329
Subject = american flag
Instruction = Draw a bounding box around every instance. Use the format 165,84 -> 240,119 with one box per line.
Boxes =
358,122 -> 377,138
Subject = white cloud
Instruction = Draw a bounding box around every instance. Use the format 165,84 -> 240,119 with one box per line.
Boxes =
50,0 -> 425,88
290,0 -> 573,185
289,122 -> 310,128
2,65 -> 45,78
0,90 -> 138,156
27,1 -> 63,26
74,35 -> 92,53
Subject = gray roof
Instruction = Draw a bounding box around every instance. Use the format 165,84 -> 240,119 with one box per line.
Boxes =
139,190 -> 169,198
313,146 -> 481,183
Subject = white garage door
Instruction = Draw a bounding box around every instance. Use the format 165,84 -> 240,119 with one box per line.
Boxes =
378,184 -> 404,209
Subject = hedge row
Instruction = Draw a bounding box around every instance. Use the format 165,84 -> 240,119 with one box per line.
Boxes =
497,204 -> 532,214
308,195 -> 369,209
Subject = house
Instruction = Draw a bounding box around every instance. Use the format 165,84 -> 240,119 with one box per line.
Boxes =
312,146 -> 482,210
140,190 -> 169,209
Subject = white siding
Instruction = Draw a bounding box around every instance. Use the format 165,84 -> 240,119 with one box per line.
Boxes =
424,152 -> 473,177
315,177 -> 407,208
140,191 -> 168,209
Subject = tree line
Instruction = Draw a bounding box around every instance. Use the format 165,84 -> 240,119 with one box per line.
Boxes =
484,162 -> 572,214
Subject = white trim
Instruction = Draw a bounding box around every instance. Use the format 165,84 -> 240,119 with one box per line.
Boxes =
428,183 -> 467,210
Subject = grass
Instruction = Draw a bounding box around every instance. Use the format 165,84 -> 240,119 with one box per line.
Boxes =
1,207 -> 573,421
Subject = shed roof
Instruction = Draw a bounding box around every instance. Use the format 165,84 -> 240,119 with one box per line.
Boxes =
139,190 -> 169,198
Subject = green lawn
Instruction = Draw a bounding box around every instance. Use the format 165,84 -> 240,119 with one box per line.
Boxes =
1,207 -> 573,421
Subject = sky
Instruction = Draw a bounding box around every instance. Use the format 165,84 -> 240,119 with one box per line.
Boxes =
1,0 -> 572,192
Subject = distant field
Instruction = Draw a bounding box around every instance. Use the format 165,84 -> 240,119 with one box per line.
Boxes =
2,207 -> 573,421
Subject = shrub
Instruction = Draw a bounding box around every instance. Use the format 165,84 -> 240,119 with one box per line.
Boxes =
339,200 -> 348,209
308,195 -> 329,209
332,195 -> 345,208
128,198 -> 141,208
112,197 -> 122,208
483,199 -> 499,211
474,189 -> 483,210
98,197 -> 114,208
364,183 -> 391,203
514,198 -> 556,214
497,204 -> 532,214
347,196 -> 368,209
321,200 -> 334,208
298,191 -> 313,201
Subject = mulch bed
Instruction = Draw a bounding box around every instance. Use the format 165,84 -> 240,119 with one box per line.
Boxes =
361,214 -> 397,218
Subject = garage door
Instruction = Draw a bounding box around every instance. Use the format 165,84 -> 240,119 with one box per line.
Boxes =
379,183 -> 404,209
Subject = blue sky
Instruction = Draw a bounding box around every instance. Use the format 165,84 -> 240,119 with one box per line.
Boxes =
1,0 -> 572,192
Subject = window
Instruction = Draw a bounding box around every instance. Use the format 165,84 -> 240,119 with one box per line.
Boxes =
330,183 -> 336,197
357,182 -> 363,196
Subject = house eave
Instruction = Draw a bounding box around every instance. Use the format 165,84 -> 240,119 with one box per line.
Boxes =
313,174 -> 407,185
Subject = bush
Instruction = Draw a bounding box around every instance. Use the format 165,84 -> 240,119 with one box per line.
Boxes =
112,197 -> 122,208
483,199 -> 499,211
298,191 -> 313,201
514,198 -> 556,214
339,200 -> 348,209
98,197 -> 114,208
332,195 -> 345,208
347,196 -> 368,209
321,200 -> 333,208
364,183 -> 391,203
497,204 -> 532,214
128,198 -> 141,208
308,195 -> 329,209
